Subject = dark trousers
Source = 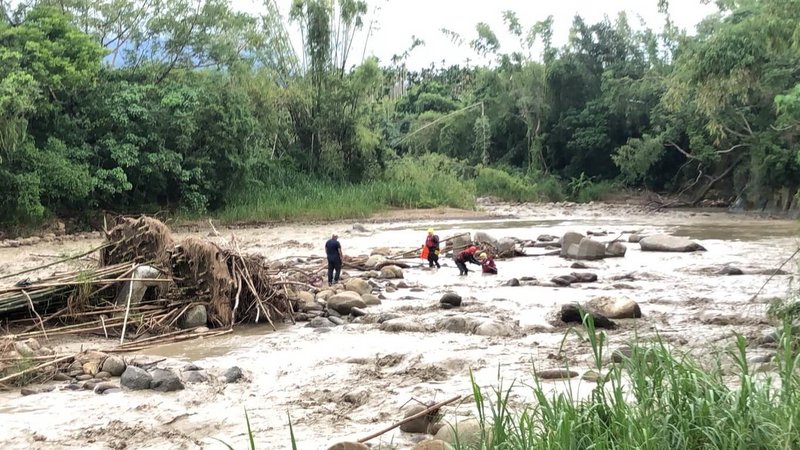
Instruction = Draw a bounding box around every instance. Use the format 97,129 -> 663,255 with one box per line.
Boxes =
455,260 -> 468,275
327,259 -> 342,284
427,247 -> 440,268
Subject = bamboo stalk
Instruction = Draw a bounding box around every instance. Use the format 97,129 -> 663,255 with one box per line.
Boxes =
119,263 -> 137,345
357,395 -> 462,443
0,242 -> 117,281
0,355 -> 73,385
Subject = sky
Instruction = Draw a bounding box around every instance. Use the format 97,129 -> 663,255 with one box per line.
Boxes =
233,0 -> 719,70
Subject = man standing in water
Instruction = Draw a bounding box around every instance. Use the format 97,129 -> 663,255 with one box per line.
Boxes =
454,245 -> 481,276
425,228 -> 441,269
325,233 -> 343,286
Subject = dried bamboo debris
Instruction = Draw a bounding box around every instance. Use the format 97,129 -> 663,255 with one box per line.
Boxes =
1,216 -> 300,347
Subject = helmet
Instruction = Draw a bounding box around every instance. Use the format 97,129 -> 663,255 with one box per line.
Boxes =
427,228 -> 434,234
467,246 -> 477,253
479,253 -> 487,260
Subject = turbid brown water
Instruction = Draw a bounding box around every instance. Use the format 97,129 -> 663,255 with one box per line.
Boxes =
0,201 -> 797,449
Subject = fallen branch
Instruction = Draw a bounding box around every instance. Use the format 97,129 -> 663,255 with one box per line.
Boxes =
0,354 -> 73,386
357,395 -> 462,443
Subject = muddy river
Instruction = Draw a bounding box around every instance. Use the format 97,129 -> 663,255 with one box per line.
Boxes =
0,202 -> 798,449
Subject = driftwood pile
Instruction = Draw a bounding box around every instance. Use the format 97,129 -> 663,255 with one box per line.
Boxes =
0,216 -> 302,388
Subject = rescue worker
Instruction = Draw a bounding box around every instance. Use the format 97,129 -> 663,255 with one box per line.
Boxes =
454,245 -> 480,276
325,233 -> 343,286
425,228 -> 441,269
479,252 -> 497,275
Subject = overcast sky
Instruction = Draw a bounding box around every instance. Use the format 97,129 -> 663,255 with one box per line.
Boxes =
234,0 -> 718,69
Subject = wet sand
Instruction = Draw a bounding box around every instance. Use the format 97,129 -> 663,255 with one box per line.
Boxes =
0,201 -> 798,449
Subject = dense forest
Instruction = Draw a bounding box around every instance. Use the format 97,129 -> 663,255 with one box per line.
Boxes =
1,0 -> 799,231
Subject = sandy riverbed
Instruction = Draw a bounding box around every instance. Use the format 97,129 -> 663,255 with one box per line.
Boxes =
0,201 -> 798,449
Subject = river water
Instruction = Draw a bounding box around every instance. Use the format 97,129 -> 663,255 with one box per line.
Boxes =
0,202 -> 797,449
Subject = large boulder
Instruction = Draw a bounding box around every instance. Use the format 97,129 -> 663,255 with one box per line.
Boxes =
495,238 -> 517,257
605,241 -> 627,257
557,304 -> 617,329
473,320 -> 514,337
365,254 -> 388,269
380,319 -> 425,333
295,291 -> 315,304
101,356 -> 126,377
400,405 -> 432,433
440,292 -> 462,307
327,291 -> 367,314
436,316 -> 480,334
585,296 -> 642,319
380,265 -> 404,279
179,305 -> 207,329
120,366 -> 152,390
574,238 -> 606,260
559,232 -> 584,258
344,278 -> 371,295
639,235 -> 706,252
434,419 -> 490,448
473,231 -> 497,246
448,233 -> 472,253
361,293 -> 381,306
150,369 -> 184,392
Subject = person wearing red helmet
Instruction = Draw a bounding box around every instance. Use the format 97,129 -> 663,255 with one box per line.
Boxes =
454,245 -> 480,276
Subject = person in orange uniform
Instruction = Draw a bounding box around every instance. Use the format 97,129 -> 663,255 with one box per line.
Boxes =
479,252 -> 497,275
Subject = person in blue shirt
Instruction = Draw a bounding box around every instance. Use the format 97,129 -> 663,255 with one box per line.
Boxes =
325,234 -> 343,286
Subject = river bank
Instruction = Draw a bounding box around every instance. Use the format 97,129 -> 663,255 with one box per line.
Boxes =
0,201 -> 798,449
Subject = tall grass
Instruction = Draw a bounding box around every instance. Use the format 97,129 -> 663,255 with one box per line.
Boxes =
455,315 -> 800,450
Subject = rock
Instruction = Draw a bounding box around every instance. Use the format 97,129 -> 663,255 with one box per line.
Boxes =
396,281 -> 409,288
611,347 -> 633,363
95,371 -> 111,380
101,356 -> 126,377
606,241 -> 627,257
93,382 -> 118,395
399,405 -> 430,433
639,235 -> 706,252
411,440 -> 452,450
587,230 -> 607,236
377,313 -> 402,323
361,293 -> 381,305
505,278 -> 520,287
537,234 -> 557,242
300,301 -> 323,313
439,292 -> 462,307
76,374 -> 93,381
102,388 -> 122,395
495,238 -> 517,257
551,275 -> 576,287
53,372 -> 72,381
574,237 -> 606,260
385,286 -> 396,293
82,361 -> 101,376
316,290 -> 335,301
718,266 -> 744,276
747,354 -> 773,364
184,370 -> 209,383
581,370 -> 602,382
585,296 -> 642,319
296,291 -> 315,304
345,278 -> 371,295
380,319 -> 425,333
149,369 -> 184,392
365,254 -> 388,269
570,272 -> 598,283
628,233 -> 643,243
571,262 -> 591,269
474,320 -> 514,337
13,342 -> 35,358
352,223 -> 369,232
434,419 -> 488,448
380,265 -> 404,279
437,316 -> 479,334
329,316 -> 345,326
448,233 -> 472,253
21,388 -> 40,396
350,307 -> 367,317
120,366 -> 152,390
307,317 -> 335,328
327,291 -> 367,315
183,363 -> 202,371
327,443 -> 369,450
68,369 -> 84,377
557,304 -> 617,329
371,247 -> 392,256
180,305 -> 208,329
538,369 -> 579,380
473,231 -> 497,246
559,231 -> 584,258
224,366 -> 244,383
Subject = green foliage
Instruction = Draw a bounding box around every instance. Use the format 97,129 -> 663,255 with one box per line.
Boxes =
453,315 -> 800,450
